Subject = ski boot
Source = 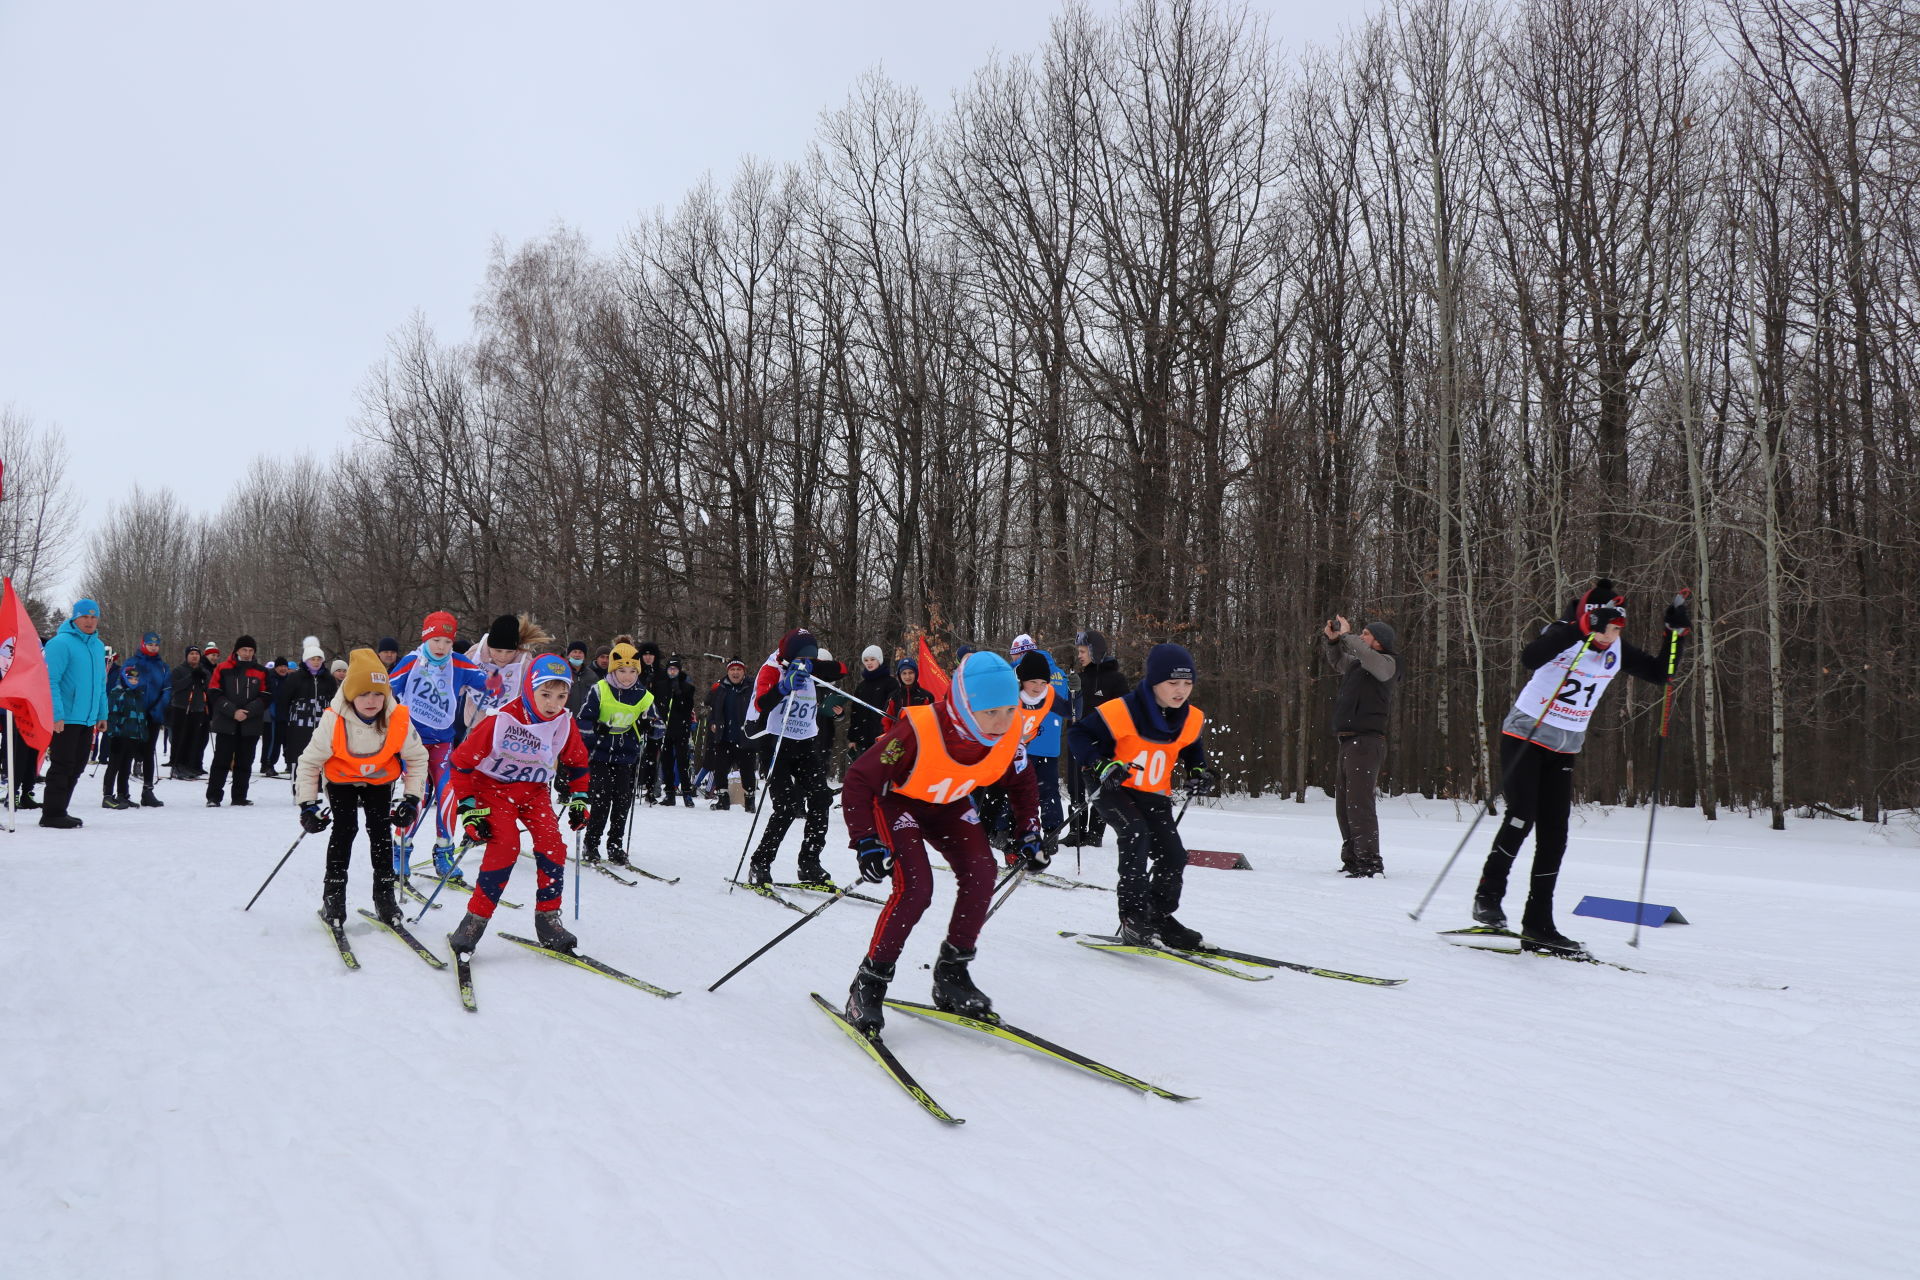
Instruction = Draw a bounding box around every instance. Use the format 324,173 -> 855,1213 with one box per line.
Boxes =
746,857 -> 775,887
16,789 -> 40,810
608,847 -> 632,868
432,843 -> 467,886
448,910 -> 488,955
582,843 -> 603,865
1117,913 -> 1163,948
794,858 -> 835,890
845,957 -> 895,1035
371,878 -> 404,927
1471,891 -> 1507,930
534,909 -> 577,954
103,793 -> 133,810
320,881 -> 347,927
1156,914 -> 1205,951
391,837 -> 412,879
140,787 -> 164,808
711,796 -> 730,811
930,942 -> 995,1021
1520,922 -> 1588,959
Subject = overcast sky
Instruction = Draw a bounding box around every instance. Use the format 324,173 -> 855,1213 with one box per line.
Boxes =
1,0 -> 1365,602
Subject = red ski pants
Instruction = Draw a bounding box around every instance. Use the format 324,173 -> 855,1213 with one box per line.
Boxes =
468,777 -> 567,918
866,794 -> 1000,965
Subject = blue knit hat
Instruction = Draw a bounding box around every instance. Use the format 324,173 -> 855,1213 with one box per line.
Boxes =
1144,643 -> 1196,686
71,598 -> 100,619
949,652 -> 1018,745
895,658 -> 918,676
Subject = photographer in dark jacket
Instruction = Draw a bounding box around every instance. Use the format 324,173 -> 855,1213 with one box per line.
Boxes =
205,636 -> 270,807
168,647 -> 211,779
1323,616 -> 1398,877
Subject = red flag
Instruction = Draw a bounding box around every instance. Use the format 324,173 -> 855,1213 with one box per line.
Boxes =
0,577 -> 53,751
915,634 -> 950,704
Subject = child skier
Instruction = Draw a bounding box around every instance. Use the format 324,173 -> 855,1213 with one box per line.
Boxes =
745,628 -> 846,887
101,664 -> 152,811
1010,635 -> 1070,847
294,648 -> 430,926
446,653 -> 592,956
1471,580 -> 1688,955
581,642 -> 654,865
839,652 -> 1044,1033
389,610 -> 489,882
464,613 -> 552,727
1066,642 -> 1217,949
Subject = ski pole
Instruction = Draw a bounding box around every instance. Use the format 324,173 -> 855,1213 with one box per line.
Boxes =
708,879 -> 866,992
986,864 -> 1028,920
1630,592 -> 1690,949
412,838 -> 477,924
243,821 -> 324,911
729,704 -> 791,891
1408,633 -> 1595,923
573,825 -> 583,922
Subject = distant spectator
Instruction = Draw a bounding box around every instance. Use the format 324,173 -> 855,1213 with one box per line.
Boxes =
1323,615 -> 1398,878
169,646 -> 211,779
206,636 -> 270,807
127,631 -> 171,807
40,598 -> 109,829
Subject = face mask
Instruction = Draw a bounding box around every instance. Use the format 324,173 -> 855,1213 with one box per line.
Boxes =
569,655 -> 584,669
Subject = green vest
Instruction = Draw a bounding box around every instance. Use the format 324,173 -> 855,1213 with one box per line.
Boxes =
596,680 -> 654,735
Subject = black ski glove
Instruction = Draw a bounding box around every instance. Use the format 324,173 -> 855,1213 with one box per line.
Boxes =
855,834 -> 893,884
299,802 -> 330,834
565,795 -> 590,831
1186,765 -> 1219,798
458,798 -> 491,844
391,796 -> 419,829
1093,758 -> 1136,795
1017,832 -> 1051,873
1664,589 -> 1693,635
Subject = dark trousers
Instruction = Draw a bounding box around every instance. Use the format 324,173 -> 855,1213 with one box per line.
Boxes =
261,721 -> 280,773
41,723 -> 94,819
323,781 -> 396,912
586,761 -> 637,852
103,737 -> 141,799
865,794 -> 999,965
661,733 -> 693,796
1478,736 -> 1578,928
752,735 -> 832,870
207,732 -> 259,803
171,712 -> 209,775
1334,734 -> 1387,873
710,739 -> 757,808
640,736 -> 663,798
282,725 -> 317,774
1095,786 -> 1187,922
136,733 -> 160,793
1067,755 -> 1108,843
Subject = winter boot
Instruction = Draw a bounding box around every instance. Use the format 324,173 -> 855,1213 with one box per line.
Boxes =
1156,914 -> 1205,951
1117,913 -> 1163,948
140,786 -> 164,808
448,910 -> 489,955
795,857 -> 835,889
930,942 -> 995,1021
681,792 -> 694,808
844,957 -> 895,1035
38,812 -> 82,829
16,787 -> 40,810
371,878 -> 403,927
711,796 -> 730,811
1520,919 -> 1587,958
534,909 -> 577,954
740,786 -> 756,812
205,797 -> 222,807
1471,890 -> 1507,930
320,881 -> 347,926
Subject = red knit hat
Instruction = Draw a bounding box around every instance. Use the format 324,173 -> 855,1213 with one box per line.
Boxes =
421,610 -> 458,641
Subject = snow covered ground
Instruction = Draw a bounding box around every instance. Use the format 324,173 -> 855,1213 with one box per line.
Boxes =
5,779 -> 1916,1279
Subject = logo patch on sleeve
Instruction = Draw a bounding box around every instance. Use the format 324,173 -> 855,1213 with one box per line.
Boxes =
880,739 -> 905,765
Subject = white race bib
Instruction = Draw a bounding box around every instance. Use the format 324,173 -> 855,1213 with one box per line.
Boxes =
476,709 -> 572,785
1511,640 -> 1624,734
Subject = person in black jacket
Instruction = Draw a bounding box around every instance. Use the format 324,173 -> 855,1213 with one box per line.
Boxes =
654,655 -> 699,807
168,646 -> 211,779
275,639 -> 338,780
883,659 -> 935,720
1064,629 -> 1130,848
635,640 -> 665,800
847,645 -> 897,764
704,659 -> 757,810
1323,615 -> 1399,877
206,636 -> 271,806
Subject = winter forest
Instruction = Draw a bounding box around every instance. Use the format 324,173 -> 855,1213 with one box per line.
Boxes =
53,0 -> 1920,823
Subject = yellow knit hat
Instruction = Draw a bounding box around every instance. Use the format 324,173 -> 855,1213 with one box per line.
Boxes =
341,647 -> 391,703
608,642 -> 640,673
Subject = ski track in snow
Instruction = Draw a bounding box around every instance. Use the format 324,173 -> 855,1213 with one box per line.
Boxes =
4,783 -> 1916,1279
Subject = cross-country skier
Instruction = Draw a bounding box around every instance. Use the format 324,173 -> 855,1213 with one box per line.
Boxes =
581,642 -> 653,864
744,628 -> 845,888
294,648 -> 429,927
389,611 -> 488,882
446,653 -> 592,956
464,613 -> 552,727
1066,642 -> 1217,949
1471,581 -> 1689,956
839,651 -> 1044,1033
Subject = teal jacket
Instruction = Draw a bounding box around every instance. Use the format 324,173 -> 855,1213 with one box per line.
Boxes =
46,618 -> 108,725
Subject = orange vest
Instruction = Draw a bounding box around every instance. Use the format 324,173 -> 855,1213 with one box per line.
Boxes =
1014,686 -> 1057,742
892,704 -> 1026,805
1095,698 -> 1204,795
323,704 -> 413,786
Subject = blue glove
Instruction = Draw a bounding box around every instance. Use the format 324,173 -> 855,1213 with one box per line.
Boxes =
778,659 -> 813,696
1016,832 -> 1050,872
854,834 -> 893,884
299,802 -> 331,834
